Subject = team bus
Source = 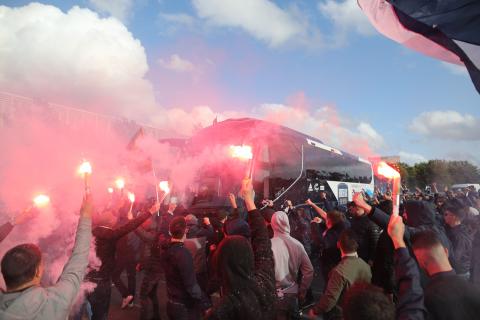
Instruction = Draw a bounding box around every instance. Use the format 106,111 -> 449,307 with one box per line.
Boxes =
182,118 -> 374,216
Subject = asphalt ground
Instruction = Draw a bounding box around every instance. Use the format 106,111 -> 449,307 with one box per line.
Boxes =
104,261 -> 325,320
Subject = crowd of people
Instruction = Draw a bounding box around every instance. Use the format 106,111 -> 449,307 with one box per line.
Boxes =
1,180 -> 480,320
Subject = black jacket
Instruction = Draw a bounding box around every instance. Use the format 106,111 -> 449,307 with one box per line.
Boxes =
311,221 -> 347,278
288,209 -> 313,256
445,223 -> 473,274
206,209 -> 276,320
424,270 -> 480,320
86,211 -> 151,282
369,203 -> 452,255
394,248 -> 427,320
162,241 -> 205,306
372,231 -> 396,294
187,224 -> 214,241
350,215 -> 380,263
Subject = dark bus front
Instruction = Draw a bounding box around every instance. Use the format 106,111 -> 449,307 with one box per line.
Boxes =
185,118 -> 373,215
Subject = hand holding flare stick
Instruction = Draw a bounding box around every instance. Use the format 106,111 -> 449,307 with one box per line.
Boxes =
376,161 -> 401,216
127,192 -> 135,220
229,145 -> 254,179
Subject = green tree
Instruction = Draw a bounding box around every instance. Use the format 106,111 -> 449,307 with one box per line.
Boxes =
393,160 -> 480,190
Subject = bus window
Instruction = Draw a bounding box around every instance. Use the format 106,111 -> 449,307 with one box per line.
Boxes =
253,144 -> 270,201
345,160 -> 372,184
304,145 -> 372,183
268,138 -> 303,199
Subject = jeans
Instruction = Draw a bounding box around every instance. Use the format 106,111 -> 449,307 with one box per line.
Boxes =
139,272 -> 162,320
275,293 -> 300,320
112,258 -> 137,298
87,280 -> 112,320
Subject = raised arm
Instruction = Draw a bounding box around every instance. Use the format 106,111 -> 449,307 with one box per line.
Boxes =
353,192 -> 413,240
0,207 -> 35,243
47,195 -> 92,310
111,202 -> 160,240
198,218 -> 215,240
241,179 -> 275,281
0,222 -> 14,243
388,214 -> 426,320
306,198 -> 328,221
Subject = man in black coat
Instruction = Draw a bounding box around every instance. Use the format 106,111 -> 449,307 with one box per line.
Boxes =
412,230 -> 480,320
163,216 -> 209,320
347,201 -> 380,265
84,202 -> 159,320
352,194 -> 452,259
443,203 -> 473,279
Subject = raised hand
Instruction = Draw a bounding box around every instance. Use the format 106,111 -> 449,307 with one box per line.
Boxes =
387,214 -> 406,249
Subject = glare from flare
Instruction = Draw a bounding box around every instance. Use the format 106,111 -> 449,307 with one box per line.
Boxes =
128,192 -> 135,203
115,178 -> 125,189
159,181 -> 170,194
229,145 -> 253,161
377,162 -> 400,179
33,194 -> 50,207
78,161 -> 92,175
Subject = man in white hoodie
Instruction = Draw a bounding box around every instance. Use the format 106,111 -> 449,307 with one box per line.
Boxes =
271,210 -> 314,320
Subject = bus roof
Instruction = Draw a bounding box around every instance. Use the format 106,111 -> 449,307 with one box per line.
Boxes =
189,117 -> 362,160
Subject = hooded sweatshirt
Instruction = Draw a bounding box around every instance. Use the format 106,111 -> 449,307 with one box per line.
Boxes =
206,209 -> 275,320
0,217 -> 91,320
270,211 -> 314,296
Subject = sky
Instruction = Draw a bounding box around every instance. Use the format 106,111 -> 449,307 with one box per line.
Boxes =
1,0 -> 479,165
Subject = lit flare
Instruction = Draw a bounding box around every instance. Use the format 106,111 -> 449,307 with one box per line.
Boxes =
159,181 -> 170,194
377,161 -> 400,179
78,161 -> 92,175
115,178 -> 125,189
376,161 -> 401,216
33,194 -> 50,207
128,192 -> 135,203
229,145 -> 253,161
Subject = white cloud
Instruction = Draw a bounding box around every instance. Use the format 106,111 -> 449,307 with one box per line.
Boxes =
160,102 -> 386,157
399,151 -> 427,165
253,103 -> 384,157
158,54 -> 195,72
0,3 -> 159,123
192,0 -> 304,47
410,110 -> 480,140
357,122 -> 385,150
441,62 -> 469,76
88,0 -> 134,22
164,106 -> 242,136
319,0 -> 376,45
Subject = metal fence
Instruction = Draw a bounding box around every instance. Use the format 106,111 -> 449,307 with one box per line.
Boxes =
0,91 -> 170,140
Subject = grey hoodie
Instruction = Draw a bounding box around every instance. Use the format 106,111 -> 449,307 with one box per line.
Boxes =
0,216 -> 91,320
270,211 -> 313,296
